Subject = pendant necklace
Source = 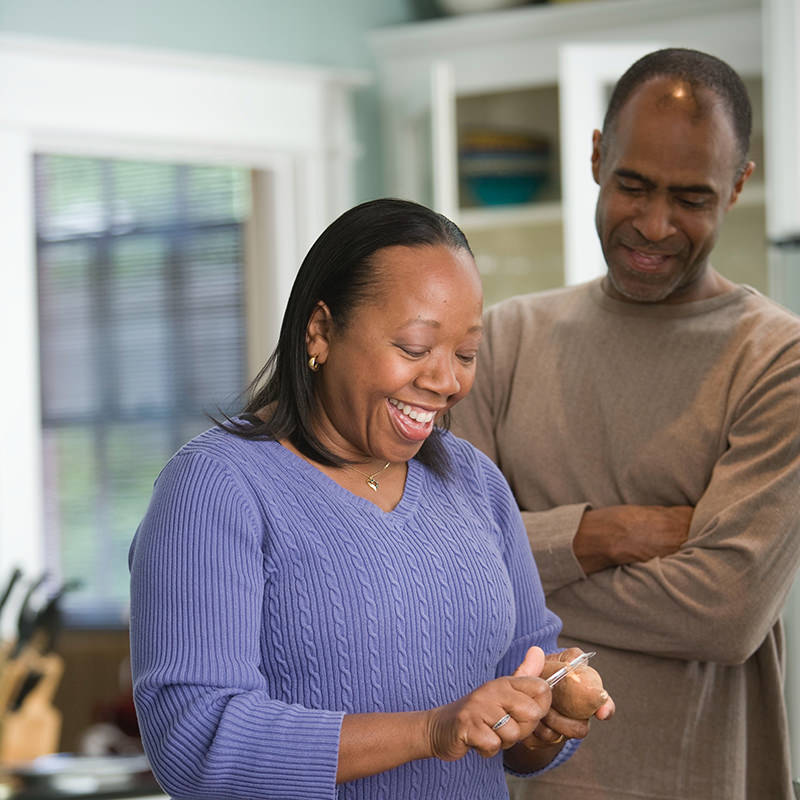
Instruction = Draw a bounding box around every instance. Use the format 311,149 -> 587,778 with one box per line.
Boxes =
346,461 -> 391,492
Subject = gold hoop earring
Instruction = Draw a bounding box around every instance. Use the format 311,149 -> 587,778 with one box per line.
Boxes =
308,355 -> 320,372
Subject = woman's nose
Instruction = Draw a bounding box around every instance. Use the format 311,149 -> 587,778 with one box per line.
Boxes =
417,356 -> 461,397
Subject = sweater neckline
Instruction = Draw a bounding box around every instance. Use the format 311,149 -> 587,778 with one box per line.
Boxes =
268,439 -> 423,522
588,276 -> 753,319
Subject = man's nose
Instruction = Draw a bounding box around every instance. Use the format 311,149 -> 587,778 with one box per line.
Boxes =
632,195 -> 676,242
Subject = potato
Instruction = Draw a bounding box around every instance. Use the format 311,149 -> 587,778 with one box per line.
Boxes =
551,666 -> 608,719
543,654 -> 608,719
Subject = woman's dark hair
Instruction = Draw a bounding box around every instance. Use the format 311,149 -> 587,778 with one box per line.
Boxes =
602,48 -> 752,174
220,197 -> 473,474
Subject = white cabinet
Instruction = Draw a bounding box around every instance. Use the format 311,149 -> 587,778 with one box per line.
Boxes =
370,0 -> 764,307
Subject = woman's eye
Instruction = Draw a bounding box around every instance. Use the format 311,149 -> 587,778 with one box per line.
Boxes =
397,345 -> 427,358
457,353 -> 477,365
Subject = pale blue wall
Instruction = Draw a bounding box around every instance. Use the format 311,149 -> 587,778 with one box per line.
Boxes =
0,0 -> 413,68
0,0 -> 420,198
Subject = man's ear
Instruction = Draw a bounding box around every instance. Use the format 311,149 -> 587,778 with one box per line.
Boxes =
306,301 -> 333,365
591,129 -> 603,185
727,160 -> 756,211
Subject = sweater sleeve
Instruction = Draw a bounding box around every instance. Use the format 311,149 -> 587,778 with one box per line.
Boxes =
129,451 -> 343,800
518,507 -> 589,594
549,342 -> 800,664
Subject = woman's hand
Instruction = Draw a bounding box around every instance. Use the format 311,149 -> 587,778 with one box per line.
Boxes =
426,646 -> 552,761
522,647 -> 615,750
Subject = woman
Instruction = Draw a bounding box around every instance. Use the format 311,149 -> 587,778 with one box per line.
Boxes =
129,198 -> 613,799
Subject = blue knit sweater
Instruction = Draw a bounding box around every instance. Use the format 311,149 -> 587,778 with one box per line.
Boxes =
129,427 -> 574,799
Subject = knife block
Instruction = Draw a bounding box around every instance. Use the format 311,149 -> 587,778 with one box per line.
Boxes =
0,652 -> 63,764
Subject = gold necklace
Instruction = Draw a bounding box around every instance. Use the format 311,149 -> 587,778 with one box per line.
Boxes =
346,461 -> 391,492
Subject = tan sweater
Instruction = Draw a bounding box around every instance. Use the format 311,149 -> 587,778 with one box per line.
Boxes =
451,278 -> 800,800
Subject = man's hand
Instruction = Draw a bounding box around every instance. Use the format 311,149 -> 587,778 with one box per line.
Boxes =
573,505 -> 692,575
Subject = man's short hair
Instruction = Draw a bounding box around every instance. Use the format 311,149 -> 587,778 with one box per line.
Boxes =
602,48 -> 752,169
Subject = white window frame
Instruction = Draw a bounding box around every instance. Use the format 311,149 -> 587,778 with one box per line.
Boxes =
0,34 -> 368,602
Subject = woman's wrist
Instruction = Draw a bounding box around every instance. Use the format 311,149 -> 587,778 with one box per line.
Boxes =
337,710 -> 433,784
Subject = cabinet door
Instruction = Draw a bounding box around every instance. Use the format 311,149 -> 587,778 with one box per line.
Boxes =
558,43 -> 661,286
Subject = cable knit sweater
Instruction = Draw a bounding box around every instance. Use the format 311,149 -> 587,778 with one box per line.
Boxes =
128,427 -> 574,799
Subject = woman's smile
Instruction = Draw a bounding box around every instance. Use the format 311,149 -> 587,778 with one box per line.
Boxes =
388,397 -> 437,442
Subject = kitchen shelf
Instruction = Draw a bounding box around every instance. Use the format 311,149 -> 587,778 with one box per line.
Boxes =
457,200 -> 562,231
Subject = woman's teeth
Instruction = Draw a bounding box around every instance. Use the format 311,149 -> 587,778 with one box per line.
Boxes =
389,398 -> 434,423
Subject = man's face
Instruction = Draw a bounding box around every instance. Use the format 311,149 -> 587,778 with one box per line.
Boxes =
592,77 -> 753,304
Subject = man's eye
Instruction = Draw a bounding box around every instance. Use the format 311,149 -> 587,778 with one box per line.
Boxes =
678,196 -> 708,209
618,182 -> 643,194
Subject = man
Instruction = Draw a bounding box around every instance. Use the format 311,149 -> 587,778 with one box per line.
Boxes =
451,48 -> 800,799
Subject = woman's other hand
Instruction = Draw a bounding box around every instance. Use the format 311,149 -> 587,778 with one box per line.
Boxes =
522,648 -> 615,750
426,646 -> 551,760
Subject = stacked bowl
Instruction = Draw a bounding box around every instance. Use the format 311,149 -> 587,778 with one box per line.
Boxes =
459,128 -> 551,206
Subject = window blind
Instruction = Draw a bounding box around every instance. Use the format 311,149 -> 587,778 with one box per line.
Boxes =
35,154 -> 250,623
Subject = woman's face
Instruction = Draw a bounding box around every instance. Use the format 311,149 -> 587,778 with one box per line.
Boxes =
308,243 -> 483,465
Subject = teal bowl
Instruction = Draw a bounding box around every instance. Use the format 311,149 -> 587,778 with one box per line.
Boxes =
466,173 -> 547,206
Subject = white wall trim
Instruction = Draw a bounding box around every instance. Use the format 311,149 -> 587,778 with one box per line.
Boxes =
558,43 -> 661,286
0,34 -> 367,591
763,0 -> 800,241
763,1 -> 800,777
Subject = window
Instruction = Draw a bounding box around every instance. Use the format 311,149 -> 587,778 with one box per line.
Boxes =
35,155 -> 250,623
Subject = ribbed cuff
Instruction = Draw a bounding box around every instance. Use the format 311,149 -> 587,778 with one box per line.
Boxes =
208,704 -> 345,799
521,503 -> 590,594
